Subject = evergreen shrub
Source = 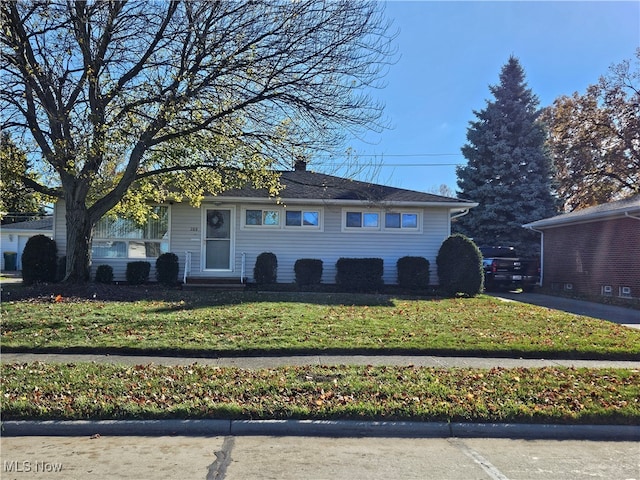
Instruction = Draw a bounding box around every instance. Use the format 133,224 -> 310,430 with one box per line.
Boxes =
156,252 -> 179,286
436,234 -> 483,297
95,265 -> 114,284
294,259 -> 323,286
126,261 -> 150,285
21,235 -> 58,285
254,252 -> 277,284
335,258 -> 383,292
397,256 -> 430,290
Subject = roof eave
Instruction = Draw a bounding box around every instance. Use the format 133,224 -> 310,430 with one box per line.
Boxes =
203,196 -> 478,209
524,207 -> 640,229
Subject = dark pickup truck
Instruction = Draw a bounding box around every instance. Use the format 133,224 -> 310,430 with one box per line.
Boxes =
479,246 -> 539,292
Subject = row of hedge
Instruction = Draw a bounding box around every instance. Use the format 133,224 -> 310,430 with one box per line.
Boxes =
21,233 -> 484,296
254,253 -> 430,292
18,235 -> 181,287
95,253 -> 180,286
253,235 -> 484,296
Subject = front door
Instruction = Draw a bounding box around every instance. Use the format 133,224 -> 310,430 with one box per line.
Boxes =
204,209 -> 232,270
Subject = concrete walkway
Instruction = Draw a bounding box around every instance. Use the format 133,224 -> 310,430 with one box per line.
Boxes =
3,353 -> 639,440
490,291 -> 640,329
2,352 -> 639,369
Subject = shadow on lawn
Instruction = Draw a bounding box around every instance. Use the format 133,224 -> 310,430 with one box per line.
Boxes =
2,282 -> 451,308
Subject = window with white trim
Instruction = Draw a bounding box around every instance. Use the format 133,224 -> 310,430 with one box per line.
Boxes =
345,211 -> 380,229
92,206 -> 169,258
243,207 -> 322,230
245,209 -> 280,227
385,212 -> 419,230
343,209 -> 421,232
285,210 -> 320,228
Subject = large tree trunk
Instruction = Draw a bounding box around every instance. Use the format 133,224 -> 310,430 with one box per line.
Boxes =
63,201 -> 94,283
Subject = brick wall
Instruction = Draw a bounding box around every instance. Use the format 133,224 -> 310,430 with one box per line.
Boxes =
542,217 -> 640,299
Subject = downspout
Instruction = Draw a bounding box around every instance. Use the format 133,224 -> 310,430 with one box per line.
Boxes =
525,226 -> 544,287
625,212 -> 640,221
449,208 -> 470,237
450,208 -> 470,220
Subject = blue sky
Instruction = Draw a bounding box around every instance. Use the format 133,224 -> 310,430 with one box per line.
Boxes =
320,1 -> 640,195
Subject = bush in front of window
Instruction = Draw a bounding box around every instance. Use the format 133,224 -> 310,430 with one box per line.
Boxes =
397,256 -> 430,290
436,234 -> 483,297
156,252 -> 179,286
21,235 -> 58,286
294,259 -> 323,286
254,252 -> 278,284
95,265 -> 114,284
335,258 -> 383,292
126,261 -> 151,285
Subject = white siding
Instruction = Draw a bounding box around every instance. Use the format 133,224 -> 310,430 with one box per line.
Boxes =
175,202 -> 452,285
53,200 -> 453,284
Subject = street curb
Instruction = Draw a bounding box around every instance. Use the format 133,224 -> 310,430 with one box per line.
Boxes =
2,420 -> 638,440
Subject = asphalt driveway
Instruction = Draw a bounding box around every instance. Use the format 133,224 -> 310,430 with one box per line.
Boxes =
490,292 -> 640,329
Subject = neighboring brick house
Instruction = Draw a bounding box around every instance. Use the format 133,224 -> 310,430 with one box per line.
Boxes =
523,195 -> 640,300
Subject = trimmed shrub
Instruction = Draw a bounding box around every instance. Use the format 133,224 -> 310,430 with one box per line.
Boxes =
126,261 -> 151,285
254,252 -> 277,284
294,259 -> 323,286
397,256 -> 430,290
95,265 -> 114,284
21,235 -> 58,285
335,258 -> 383,292
156,252 -> 179,286
436,234 -> 483,297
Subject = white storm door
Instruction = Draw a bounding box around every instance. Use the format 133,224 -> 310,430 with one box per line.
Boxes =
204,209 -> 232,270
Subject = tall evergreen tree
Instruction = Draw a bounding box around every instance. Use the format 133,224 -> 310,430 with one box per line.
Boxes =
454,56 -> 557,256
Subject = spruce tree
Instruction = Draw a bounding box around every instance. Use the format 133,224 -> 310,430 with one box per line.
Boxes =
454,56 -> 557,256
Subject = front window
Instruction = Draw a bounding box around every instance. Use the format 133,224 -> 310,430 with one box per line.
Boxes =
286,210 -> 319,227
346,211 -> 379,229
344,209 -> 421,232
385,212 -> 418,229
244,209 -> 280,227
92,206 -> 169,258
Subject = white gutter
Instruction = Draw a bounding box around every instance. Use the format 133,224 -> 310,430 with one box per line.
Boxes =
203,196 -> 479,209
450,208 -> 471,220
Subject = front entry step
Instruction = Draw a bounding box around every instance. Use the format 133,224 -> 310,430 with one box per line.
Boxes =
183,277 -> 246,290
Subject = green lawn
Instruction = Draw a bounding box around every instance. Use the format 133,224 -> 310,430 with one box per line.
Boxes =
2,290 -> 639,424
2,362 -> 638,425
2,292 -> 639,359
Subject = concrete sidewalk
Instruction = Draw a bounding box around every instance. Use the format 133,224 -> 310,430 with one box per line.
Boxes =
3,353 -> 639,440
2,352 -> 639,369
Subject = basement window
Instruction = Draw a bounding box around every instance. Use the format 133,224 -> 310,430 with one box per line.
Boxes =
601,285 -> 613,297
619,286 -> 632,298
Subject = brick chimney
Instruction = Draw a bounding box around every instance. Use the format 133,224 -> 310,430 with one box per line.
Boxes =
294,159 -> 307,171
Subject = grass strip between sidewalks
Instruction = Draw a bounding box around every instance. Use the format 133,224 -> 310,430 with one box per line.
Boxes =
1,362 -> 638,425
2,293 -> 639,359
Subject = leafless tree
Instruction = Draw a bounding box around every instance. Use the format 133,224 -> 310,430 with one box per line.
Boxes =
1,0 -> 396,281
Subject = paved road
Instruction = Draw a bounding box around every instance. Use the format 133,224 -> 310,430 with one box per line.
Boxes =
2,435 -> 639,480
490,291 -> 640,329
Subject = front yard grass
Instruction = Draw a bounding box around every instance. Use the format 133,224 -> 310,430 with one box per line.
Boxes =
1,362 -> 638,425
2,292 -> 639,359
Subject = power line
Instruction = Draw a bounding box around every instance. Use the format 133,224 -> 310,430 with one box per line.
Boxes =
314,153 -> 463,158
312,163 -> 464,167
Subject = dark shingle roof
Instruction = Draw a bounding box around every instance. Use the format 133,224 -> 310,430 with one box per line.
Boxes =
219,170 -> 474,206
1,217 -> 53,231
